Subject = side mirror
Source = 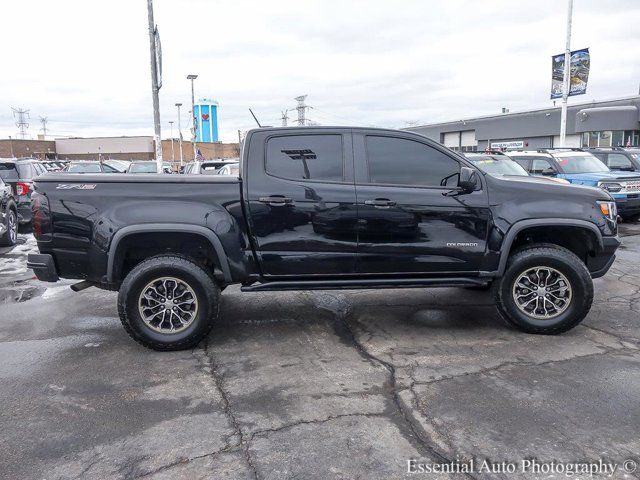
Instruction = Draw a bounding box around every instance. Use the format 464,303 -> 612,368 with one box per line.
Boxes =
541,167 -> 557,176
458,167 -> 478,193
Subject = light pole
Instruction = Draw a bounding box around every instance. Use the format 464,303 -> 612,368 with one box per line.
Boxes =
559,0 -> 573,147
146,0 -> 163,170
168,120 -> 175,162
187,74 -> 198,160
175,103 -> 184,167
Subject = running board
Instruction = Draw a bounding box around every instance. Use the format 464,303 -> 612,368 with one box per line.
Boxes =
241,277 -> 488,292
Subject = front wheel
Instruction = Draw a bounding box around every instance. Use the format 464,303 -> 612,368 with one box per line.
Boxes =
493,244 -> 593,334
117,255 -> 220,350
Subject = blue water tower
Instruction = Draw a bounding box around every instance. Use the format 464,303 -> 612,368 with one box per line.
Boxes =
194,99 -> 219,143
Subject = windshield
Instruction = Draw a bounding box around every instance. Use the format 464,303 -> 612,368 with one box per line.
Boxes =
67,163 -> 102,173
200,163 -> 228,174
468,157 -> 528,176
129,163 -> 157,173
0,163 -> 18,180
554,154 -> 609,174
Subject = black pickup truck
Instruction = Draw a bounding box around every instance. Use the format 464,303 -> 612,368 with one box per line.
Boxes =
28,127 -> 620,350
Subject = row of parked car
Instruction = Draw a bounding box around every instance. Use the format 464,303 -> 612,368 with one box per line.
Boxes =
463,146 -> 640,220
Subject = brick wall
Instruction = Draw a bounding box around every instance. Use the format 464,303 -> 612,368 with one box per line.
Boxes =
0,139 -> 56,159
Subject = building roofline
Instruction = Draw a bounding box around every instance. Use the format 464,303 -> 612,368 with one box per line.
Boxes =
406,94 -> 640,130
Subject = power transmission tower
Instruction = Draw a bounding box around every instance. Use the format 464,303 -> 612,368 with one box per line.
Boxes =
281,110 -> 289,127
12,107 -> 30,139
39,116 -> 48,138
294,95 -> 309,126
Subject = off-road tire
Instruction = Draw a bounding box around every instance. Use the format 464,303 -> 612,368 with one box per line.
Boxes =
117,255 -> 220,351
492,244 -> 593,334
0,207 -> 18,247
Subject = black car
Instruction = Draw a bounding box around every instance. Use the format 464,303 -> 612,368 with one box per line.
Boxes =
0,158 -> 47,227
588,147 -> 640,173
0,174 -> 18,246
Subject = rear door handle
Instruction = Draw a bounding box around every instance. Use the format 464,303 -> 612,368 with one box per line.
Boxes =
258,195 -> 293,206
364,198 -> 396,208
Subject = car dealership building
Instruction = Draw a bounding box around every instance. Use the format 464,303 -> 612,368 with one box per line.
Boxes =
405,95 -> 640,152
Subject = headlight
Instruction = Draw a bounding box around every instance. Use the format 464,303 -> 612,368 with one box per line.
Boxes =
597,201 -> 617,221
598,182 -> 622,192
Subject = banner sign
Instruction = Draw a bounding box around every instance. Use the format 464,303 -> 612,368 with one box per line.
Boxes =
491,140 -> 524,149
551,48 -> 589,99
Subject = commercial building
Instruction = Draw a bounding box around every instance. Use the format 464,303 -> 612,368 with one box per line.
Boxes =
0,136 -> 239,161
405,95 -> 640,151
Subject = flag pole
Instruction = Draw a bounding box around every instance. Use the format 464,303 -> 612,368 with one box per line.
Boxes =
559,0 -> 573,147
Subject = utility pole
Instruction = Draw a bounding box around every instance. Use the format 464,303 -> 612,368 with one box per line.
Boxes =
281,110 -> 289,127
12,107 -> 30,139
294,95 -> 308,126
39,116 -> 48,138
187,74 -> 198,160
175,103 -> 184,167
168,121 -> 175,162
559,0 -> 573,147
147,0 -> 163,171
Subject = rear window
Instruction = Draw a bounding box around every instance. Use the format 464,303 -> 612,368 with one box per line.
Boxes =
129,163 -> 158,173
266,134 -> 343,182
67,163 -> 102,173
0,163 -> 19,180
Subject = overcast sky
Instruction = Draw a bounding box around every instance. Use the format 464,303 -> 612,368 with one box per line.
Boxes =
1,0 -> 639,143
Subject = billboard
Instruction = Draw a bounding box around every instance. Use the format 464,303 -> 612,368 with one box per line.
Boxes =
551,48 -> 590,99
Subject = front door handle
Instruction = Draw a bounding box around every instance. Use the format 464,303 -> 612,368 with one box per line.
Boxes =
258,195 -> 293,206
364,198 -> 396,208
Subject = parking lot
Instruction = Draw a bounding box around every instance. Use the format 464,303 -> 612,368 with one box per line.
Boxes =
1,223 -> 639,479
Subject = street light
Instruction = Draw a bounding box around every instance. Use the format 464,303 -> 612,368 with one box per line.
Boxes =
175,103 -> 184,167
187,74 -> 198,160
168,120 -> 175,162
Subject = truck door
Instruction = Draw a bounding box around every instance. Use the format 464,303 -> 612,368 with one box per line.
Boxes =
353,132 -> 490,275
245,129 -> 358,277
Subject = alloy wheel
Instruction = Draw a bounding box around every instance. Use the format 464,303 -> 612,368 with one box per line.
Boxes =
138,277 -> 199,333
512,266 -> 572,320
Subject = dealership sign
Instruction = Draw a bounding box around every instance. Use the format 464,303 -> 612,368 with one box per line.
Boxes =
550,48 -> 590,99
491,141 -> 524,149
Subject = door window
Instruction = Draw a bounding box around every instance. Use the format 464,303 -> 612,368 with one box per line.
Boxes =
266,134 -> 343,182
607,153 -> 634,170
530,158 -> 556,174
365,136 -> 459,187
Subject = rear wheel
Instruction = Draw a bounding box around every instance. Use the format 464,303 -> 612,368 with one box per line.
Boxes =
117,255 -> 220,351
493,244 -> 593,334
0,209 -> 18,246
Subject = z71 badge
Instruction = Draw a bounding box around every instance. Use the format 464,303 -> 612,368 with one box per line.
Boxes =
56,184 -> 97,190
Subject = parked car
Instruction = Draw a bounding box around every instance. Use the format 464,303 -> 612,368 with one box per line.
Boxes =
217,163 -> 240,176
183,159 -> 239,174
41,160 -> 69,172
65,161 -> 122,174
0,158 -> 47,226
29,127 -> 620,350
127,161 -> 172,174
104,159 -> 132,173
0,174 -> 18,246
587,147 -> 640,173
463,152 -> 569,184
508,149 -> 640,219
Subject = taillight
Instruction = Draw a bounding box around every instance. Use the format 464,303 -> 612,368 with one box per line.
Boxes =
16,182 -> 30,196
31,193 -> 51,239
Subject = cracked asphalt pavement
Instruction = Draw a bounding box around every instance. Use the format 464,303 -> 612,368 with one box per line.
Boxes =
1,224 -> 639,479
